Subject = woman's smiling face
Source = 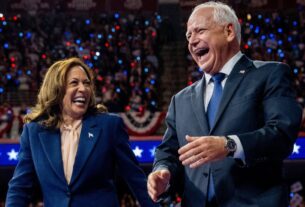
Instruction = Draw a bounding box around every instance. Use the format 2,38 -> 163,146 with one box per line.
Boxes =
61,65 -> 92,121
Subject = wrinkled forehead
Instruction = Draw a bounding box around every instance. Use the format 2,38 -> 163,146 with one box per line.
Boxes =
187,8 -> 215,31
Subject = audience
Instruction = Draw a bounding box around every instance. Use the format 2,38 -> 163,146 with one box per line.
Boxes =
0,12 -> 161,113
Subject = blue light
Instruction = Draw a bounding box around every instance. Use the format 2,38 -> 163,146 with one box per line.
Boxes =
261,35 -> 266,40
258,14 -> 262,19
249,24 -> 254,30
145,88 -> 150,93
123,70 -> 128,75
136,56 -> 141,61
278,40 -> 283,45
0,87 -> 4,93
26,70 -> 31,75
156,15 -> 162,20
4,43 -> 9,49
150,79 -> 155,85
118,59 -> 123,64
6,74 -> 11,80
254,26 -> 260,34
76,39 -> 81,44
93,56 -> 98,60
114,13 -> 120,19
0,28 -> 2,32
116,88 -> 121,93
88,62 -> 93,68
2,21 -> 7,26
269,33 -> 274,39
85,19 -> 91,25
79,47 -> 83,51
144,67 -> 149,73
267,48 -> 272,53
151,101 -> 156,106
89,33 -> 94,38
293,21 -> 298,26
279,53 -> 284,58
26,32 -> 31,39
294,68 -> 298,74
287,36 -> 292,42
97,34 -> 103,39
17,70 -> 22,75
19,32 -> 23,37
247,41 -> 252,46
265,18 -> 270,23
277,28 -> 283,33
145,20 -> 149,26
111,27 -> 115,33
108,34 -> 112,39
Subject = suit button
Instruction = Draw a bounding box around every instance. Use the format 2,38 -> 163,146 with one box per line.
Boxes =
66,187 -> 71,197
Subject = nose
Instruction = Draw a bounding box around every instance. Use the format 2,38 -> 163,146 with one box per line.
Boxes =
188,33 -> 199,46
78,83 -> 86,91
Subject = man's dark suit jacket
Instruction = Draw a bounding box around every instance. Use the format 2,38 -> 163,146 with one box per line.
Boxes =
154,55 -> 302,207
6,113 -> 156,207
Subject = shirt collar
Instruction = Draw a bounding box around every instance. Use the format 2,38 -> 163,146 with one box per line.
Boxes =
61,119 -> 82,132
204,51 -> 243,84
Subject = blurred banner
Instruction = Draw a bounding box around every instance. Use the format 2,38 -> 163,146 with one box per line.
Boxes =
1,137 -> 305,165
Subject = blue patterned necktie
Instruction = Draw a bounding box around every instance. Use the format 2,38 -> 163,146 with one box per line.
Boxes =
207,73 -> 226,129
206,72 -> 225,202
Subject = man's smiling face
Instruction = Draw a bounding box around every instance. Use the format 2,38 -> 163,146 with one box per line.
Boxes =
186,7 -> 232,75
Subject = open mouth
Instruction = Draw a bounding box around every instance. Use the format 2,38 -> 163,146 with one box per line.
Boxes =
194,48 -> 209,57
73,97 -> 87,106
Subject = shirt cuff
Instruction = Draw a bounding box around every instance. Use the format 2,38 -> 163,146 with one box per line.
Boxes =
227,135 -> 245,163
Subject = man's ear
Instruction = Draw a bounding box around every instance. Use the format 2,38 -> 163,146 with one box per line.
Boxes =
225,23 -> 235,42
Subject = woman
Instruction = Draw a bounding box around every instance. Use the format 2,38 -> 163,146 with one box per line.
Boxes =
6,57 -> 157,207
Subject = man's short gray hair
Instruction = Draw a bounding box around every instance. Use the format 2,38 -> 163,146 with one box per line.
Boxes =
189,1 -> 241,44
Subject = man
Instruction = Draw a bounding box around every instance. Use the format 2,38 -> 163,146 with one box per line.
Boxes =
147,1 -> 302,207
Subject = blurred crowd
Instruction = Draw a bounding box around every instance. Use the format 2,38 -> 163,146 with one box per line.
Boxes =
0,11 -> 161,114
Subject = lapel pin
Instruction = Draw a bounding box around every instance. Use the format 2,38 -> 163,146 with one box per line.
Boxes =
239,70 -> 245,74
88,132 -> 94,139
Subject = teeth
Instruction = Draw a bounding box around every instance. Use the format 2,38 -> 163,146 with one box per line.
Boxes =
73,97 -> 86,103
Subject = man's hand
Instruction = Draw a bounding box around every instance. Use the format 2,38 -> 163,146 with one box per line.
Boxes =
147,169 -> 171,202
178,135 -> 228,168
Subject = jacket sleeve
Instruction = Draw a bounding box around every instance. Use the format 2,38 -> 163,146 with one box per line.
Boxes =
6,124 -> 36,207
153,96 -> 184,192
238,63 -> 302,166
113,117 -> 158,207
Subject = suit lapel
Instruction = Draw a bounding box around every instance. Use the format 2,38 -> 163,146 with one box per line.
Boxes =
39,128 -> 66,183
191,78 -> 210,134
210,55 -> 253,132
70,115 -> 101,185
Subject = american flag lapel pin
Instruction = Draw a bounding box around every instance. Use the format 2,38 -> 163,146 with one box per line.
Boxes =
239,70 -> 245,74
88,132 -> 94,139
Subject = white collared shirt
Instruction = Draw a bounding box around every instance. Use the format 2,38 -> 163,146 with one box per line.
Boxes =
203,51 -> 245,162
